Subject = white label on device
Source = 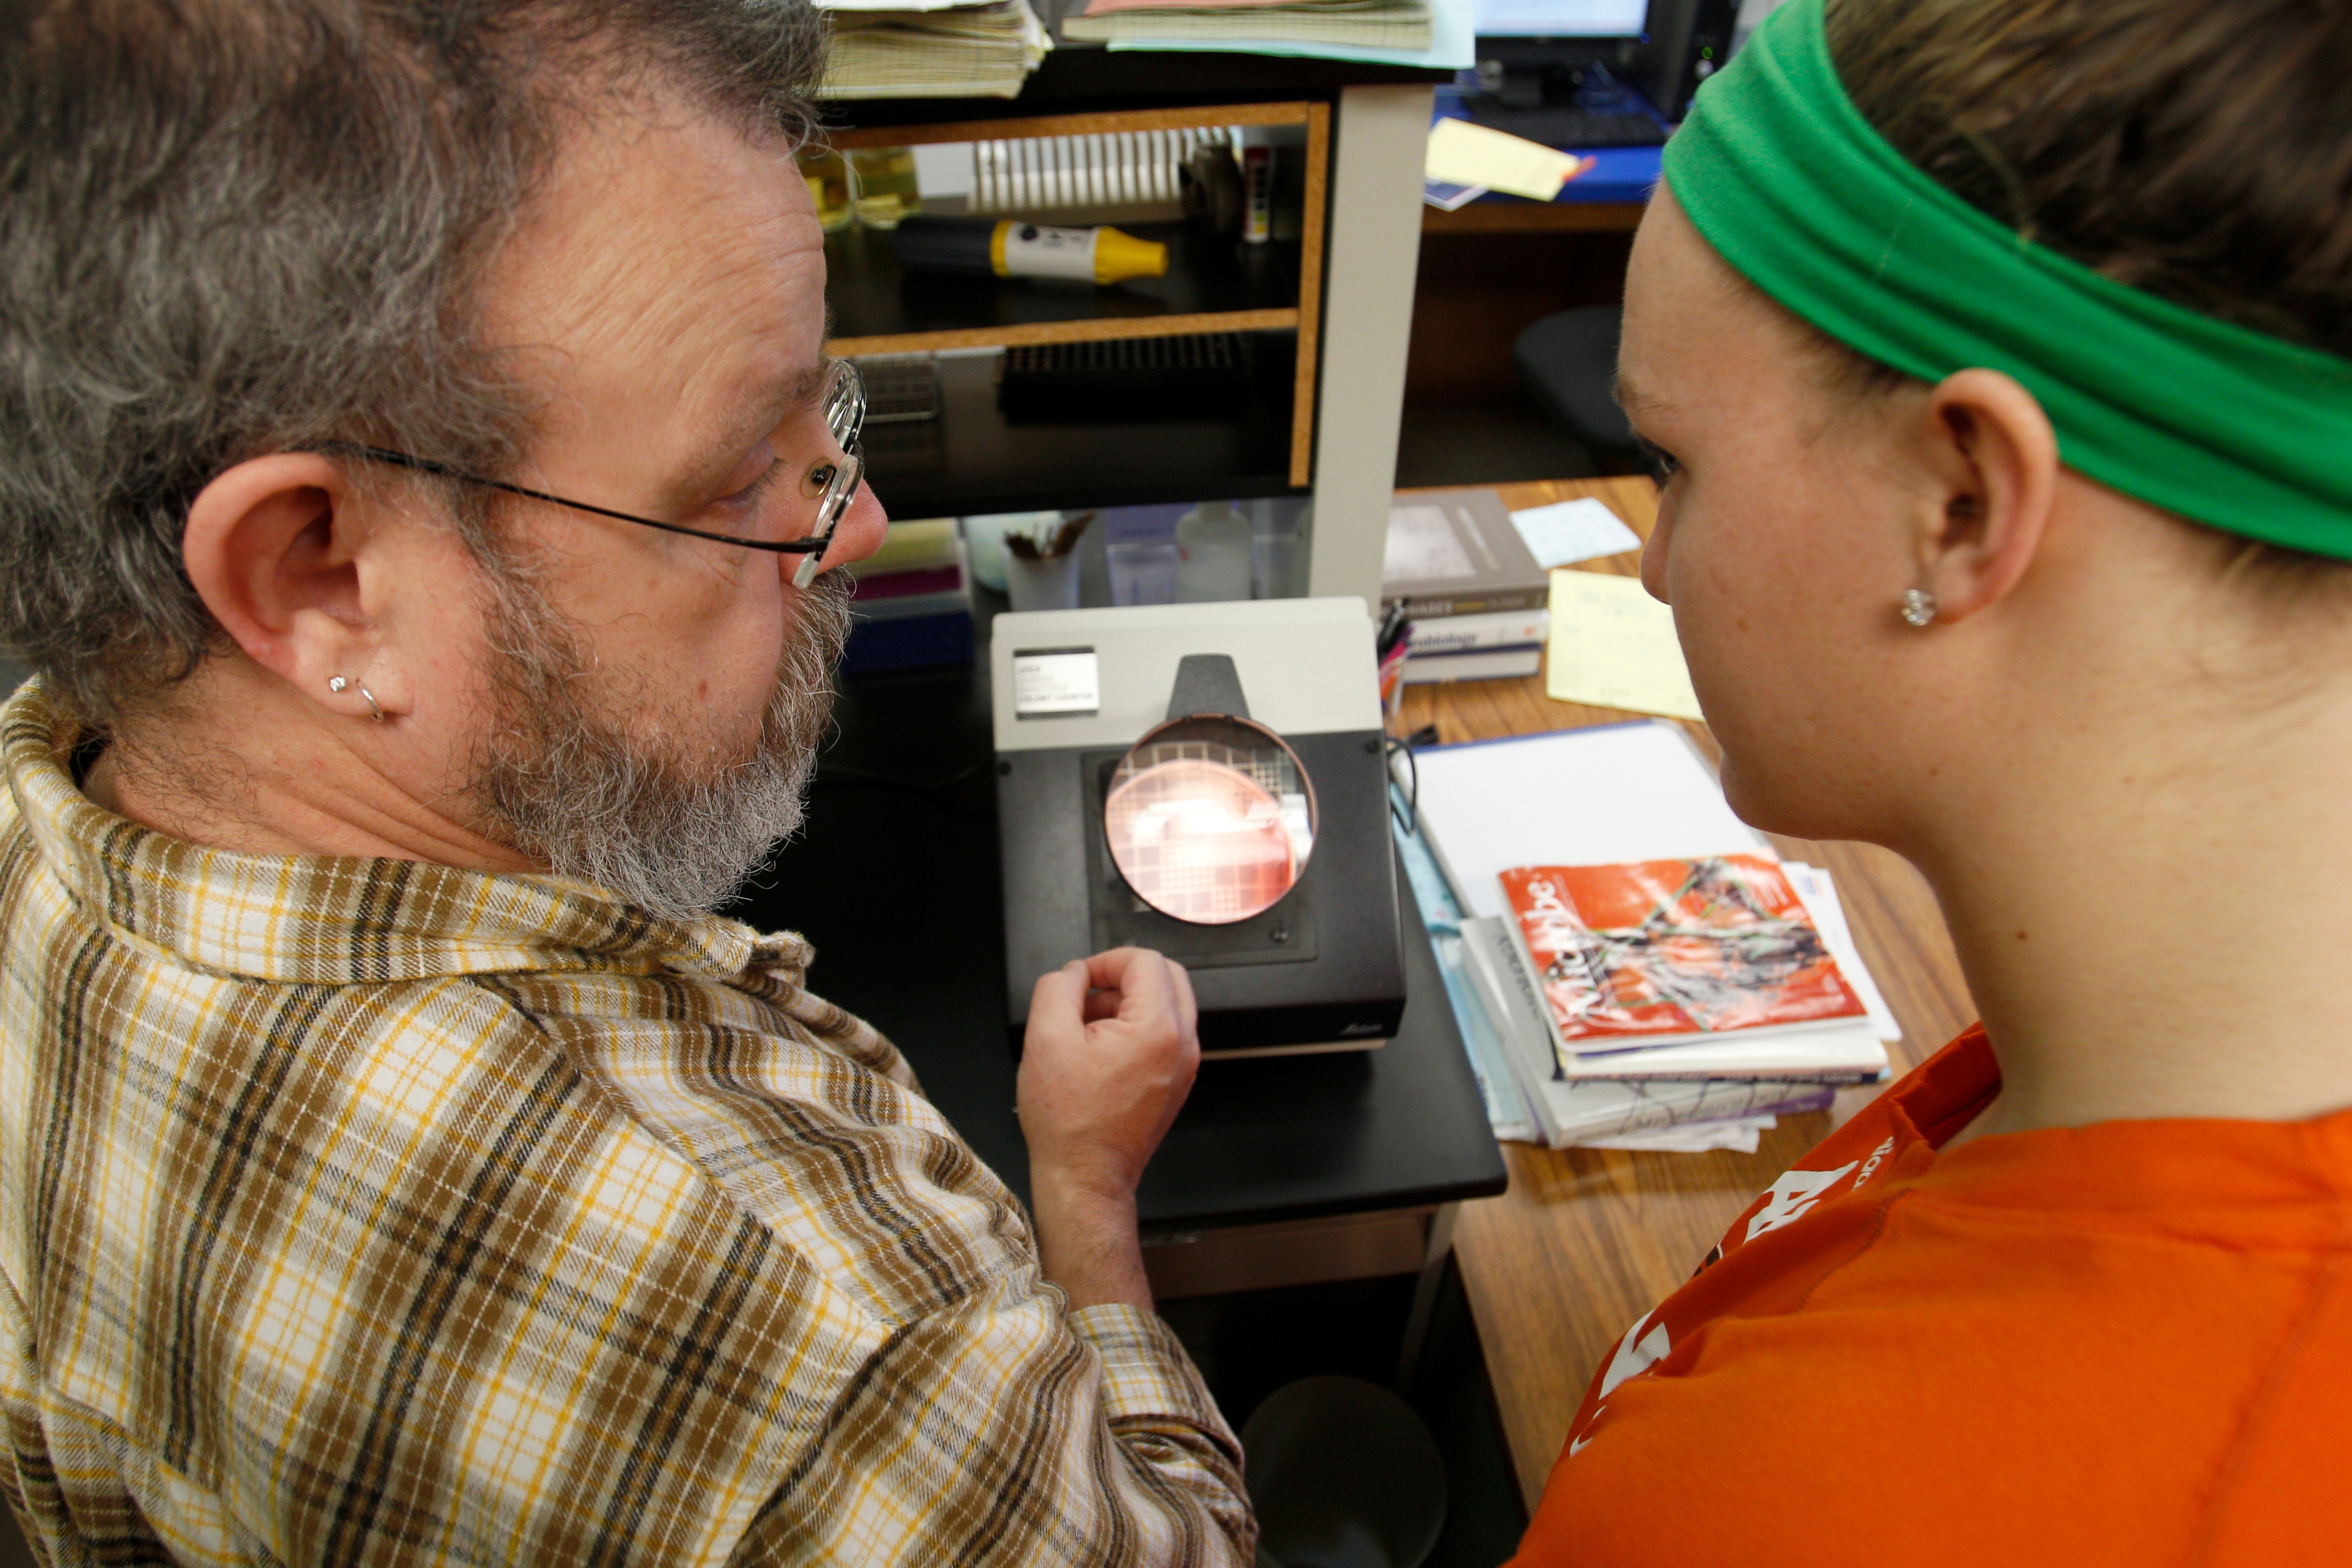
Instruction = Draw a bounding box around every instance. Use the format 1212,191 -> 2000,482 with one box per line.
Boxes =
1000,223 -> 1099,283
1012,647 -> 1100,716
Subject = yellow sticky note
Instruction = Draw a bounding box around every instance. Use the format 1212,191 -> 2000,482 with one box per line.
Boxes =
1545,568 -> 1705,721
1425,118 -> 1585,202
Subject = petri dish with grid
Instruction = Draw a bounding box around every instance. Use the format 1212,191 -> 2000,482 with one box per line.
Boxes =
1103,715 -> 1317,925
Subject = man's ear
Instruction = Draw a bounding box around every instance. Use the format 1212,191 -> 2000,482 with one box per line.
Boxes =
180,454 -> 399,719
1911,368 -> 2061,623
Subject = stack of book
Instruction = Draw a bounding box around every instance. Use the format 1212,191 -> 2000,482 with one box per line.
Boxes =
1404,721 -> 1898,1151
840,518 -> 975,676
1383,488 -> 1550,684
1063,0 -> 1432,53
816,0 -> 1051,100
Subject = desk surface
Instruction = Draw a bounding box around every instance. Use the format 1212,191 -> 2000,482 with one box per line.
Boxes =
1403,477 -> 1980,1509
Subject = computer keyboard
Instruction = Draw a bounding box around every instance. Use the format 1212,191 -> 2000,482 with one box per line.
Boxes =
1464,102 -> 1668,149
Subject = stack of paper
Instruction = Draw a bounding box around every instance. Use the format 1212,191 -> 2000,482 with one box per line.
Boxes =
1406,720 -> 1900,1151
1066,0 -> 1432,52
818,0 -> 1051,100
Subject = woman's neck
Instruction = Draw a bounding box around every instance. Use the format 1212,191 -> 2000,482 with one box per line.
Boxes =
1923,677 -> 2352,1143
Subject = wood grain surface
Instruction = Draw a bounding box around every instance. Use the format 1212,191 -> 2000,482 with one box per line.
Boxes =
1398,478 -> 1980,1510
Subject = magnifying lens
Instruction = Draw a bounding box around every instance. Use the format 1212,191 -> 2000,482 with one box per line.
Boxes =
1103,714 -> 1319,925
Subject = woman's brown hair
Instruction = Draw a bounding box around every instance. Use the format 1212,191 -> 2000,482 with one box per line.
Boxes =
1817,0 -> 2352,581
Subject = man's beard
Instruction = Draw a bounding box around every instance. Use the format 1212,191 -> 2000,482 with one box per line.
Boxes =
468,567 -> 853,922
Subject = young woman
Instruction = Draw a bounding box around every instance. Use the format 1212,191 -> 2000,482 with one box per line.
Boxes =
1511,0 -> 2352,1560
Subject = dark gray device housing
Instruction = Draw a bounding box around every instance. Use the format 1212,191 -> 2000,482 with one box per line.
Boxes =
998,654 -> 1406,1056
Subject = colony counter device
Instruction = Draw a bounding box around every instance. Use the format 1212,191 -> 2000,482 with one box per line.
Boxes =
992,598 -> 1407,1058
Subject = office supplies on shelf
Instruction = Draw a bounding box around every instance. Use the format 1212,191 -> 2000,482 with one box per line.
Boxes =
848,146 -> 924,227
1067,0 -> 1434,53
893,216 -> 1168,285
1001,511 -> 1093,612
959,127 -> 1228,222
843,519 -> 975,674
1510,496 -> 1641,567
1545,567 -> 1703,719
815,0 -> 1051,100
996,333 -> 1250,423
1385,488 -> 1548,619
856,353 -> 943,424
797,145 -> 854,232
1425,117 -> 1593,202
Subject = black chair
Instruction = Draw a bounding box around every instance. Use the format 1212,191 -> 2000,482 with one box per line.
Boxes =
1512,305 -> 1642,471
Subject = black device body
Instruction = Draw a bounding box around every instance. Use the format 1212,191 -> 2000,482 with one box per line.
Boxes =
1469,0 -> 1736,130
1626,0 -> 1738,119
997,658 -> 1407,1057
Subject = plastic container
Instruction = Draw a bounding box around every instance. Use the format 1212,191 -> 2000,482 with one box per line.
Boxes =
1175,499 -> 1254,603
848,146 -> 922,229
796,146 -> 853,233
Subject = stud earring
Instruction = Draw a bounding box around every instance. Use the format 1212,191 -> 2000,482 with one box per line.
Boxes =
328,676 -> 348,693
1899,588 -> 1939,628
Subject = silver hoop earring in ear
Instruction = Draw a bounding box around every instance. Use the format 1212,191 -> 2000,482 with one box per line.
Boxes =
1899,589 -> 1939,628
358,685 -> 385,723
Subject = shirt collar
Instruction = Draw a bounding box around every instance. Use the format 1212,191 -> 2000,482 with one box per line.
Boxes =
0,680 -> 805,988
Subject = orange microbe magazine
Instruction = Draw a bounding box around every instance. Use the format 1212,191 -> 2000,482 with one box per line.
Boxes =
1498,854 -> 1865,1058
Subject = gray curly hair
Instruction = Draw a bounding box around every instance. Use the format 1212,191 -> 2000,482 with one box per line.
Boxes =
0,0 -> 827,727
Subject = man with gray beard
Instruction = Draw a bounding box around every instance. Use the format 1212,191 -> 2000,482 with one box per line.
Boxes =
0,3 -> 1250,1564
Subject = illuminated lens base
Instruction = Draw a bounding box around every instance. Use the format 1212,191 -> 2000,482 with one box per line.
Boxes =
1104,729 -> 1316,925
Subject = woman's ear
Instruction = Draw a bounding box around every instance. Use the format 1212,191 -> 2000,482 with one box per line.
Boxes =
180,453 -> 398,720
1909,368 -> 2062,623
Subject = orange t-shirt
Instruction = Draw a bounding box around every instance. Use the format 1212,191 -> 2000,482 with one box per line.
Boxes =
1511,1027 -> 2352,1566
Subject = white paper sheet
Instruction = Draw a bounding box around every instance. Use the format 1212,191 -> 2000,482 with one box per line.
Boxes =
1545,568 -> 1704,721
1414,720 -> 1768,922
1510,497 -> 1642,568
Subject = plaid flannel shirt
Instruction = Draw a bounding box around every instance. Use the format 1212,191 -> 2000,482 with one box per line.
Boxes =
0,682 -> 1253,1566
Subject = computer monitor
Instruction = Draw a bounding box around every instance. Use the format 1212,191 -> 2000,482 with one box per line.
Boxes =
1473,0 -> 1734,122
1473,0 -> 1648,37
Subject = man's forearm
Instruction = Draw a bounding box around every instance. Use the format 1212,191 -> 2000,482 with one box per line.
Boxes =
1030,1175 -> 1153,1311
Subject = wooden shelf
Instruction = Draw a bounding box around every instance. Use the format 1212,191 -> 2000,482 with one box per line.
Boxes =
822,97 -> 1330,489
826,99 -> 1321,150
823,222 -> 1305,358
858,337 -> 1298,518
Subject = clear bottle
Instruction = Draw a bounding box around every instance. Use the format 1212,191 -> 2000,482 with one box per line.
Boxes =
796,145 -> 853,233
848,146 -> 922,230
1175,499 -> 1254,603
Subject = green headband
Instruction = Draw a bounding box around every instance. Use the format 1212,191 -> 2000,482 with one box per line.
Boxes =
1663,0 -> 2352,559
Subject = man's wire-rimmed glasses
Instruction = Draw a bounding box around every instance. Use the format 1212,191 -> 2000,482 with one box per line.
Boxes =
319,359 -> 865,589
